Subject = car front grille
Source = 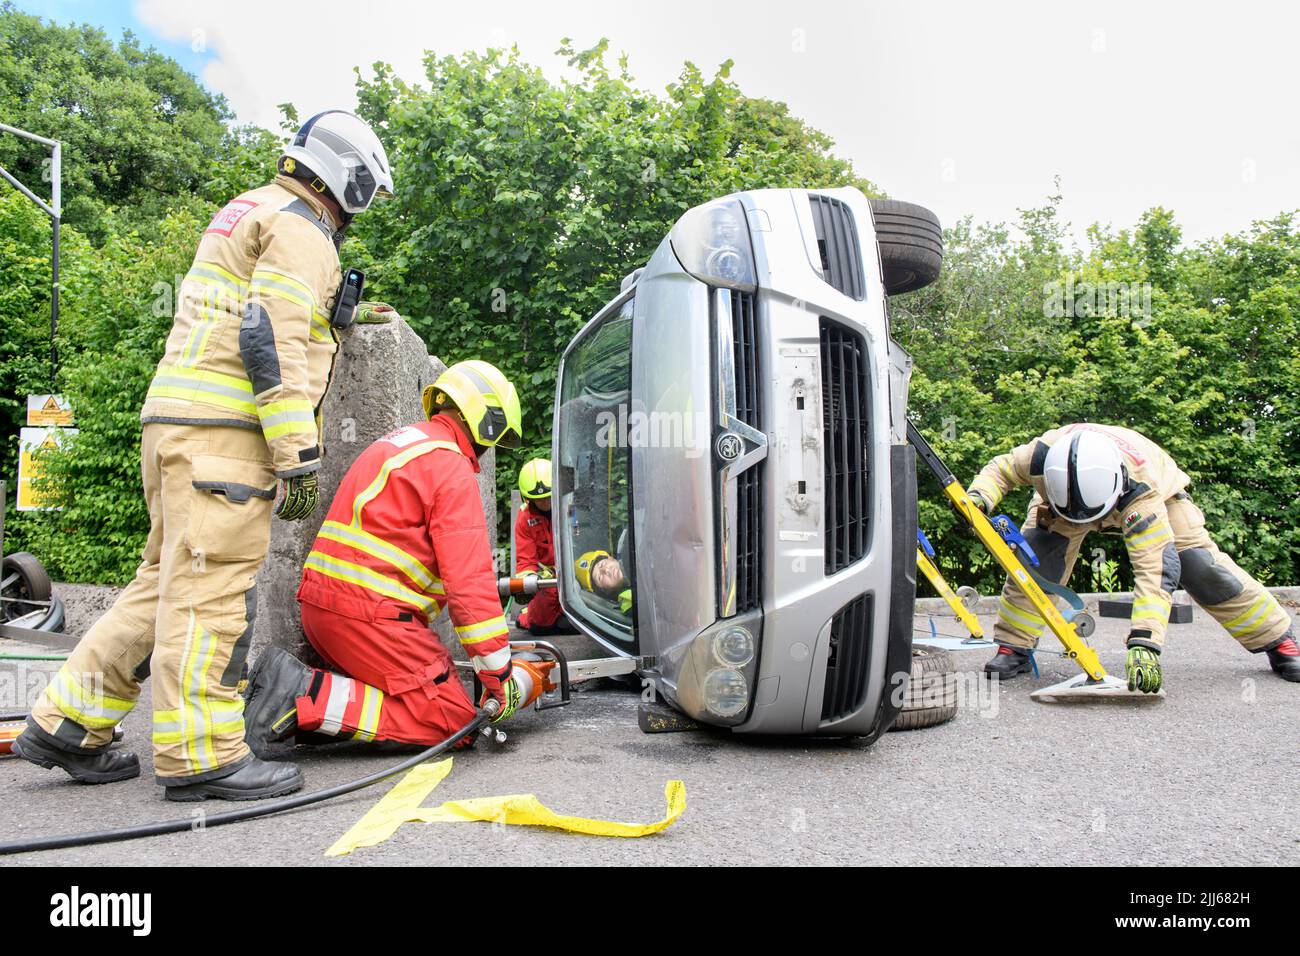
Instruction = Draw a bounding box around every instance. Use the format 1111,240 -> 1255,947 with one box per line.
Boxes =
821,594 -> 873,721
820,318 -> 870,574
731,291 -> 761,612
809,195 -> 865,300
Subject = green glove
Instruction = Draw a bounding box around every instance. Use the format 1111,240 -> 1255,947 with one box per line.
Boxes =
354,300 -> 399,324
968,491 -> 991,515
275,473 -> 319,522
1125,643 -> 1163,693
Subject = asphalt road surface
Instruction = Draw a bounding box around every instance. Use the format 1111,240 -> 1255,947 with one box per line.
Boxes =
2,598 -> 1296,866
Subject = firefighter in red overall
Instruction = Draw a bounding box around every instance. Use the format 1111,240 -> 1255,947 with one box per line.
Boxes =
513,458 -> 575,635
241,360 -> 554,754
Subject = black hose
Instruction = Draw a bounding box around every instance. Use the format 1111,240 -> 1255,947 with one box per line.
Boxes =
0,709 -> 492,856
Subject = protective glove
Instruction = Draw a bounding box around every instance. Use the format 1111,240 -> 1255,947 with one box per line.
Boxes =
354,301 -> 399,324
1125,642 -> 1163,694
275,473 -> 319,521
475,657 -> 517,721
479,657 -> 558,721
968,491 -> 991,515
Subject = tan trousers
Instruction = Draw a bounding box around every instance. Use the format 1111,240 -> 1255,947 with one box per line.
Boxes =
30,423 -> 277,781
994,495 -> 1292,653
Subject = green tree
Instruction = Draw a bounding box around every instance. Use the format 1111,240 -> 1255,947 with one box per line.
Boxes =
0,2 -> 239,236
351,40 -> 879,520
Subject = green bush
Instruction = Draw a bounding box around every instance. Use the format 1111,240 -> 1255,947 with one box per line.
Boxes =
895,199 -> 1300,593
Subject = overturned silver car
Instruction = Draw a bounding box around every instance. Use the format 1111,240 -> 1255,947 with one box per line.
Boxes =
552,188 -> 942,737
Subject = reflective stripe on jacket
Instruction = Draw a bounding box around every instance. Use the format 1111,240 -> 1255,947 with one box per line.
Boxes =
297,413 -> 510,666
140,176 -> 342,478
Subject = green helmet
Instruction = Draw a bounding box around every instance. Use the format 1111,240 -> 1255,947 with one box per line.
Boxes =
422,360 -> 522,449
518,458 -> 552,499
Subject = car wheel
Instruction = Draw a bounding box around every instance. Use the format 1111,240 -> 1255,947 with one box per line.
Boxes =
1,551 -> 53,622
889,643 -> 958,731
869,199 -> 943,295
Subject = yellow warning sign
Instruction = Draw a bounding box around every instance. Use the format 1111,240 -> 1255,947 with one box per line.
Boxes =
26,394 -> 74,427
325,757 -> 686,857
17,426 -> 76,511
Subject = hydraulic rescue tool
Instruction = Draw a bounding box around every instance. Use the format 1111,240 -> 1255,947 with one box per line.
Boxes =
907,421 -> 1162,702
916,528 -> 986,643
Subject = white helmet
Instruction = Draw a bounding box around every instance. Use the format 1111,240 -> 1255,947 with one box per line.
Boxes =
280,110 -> 393,215
1043,429 -> 1124,523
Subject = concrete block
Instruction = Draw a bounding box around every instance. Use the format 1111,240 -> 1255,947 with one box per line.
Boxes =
253,317 -> 496,661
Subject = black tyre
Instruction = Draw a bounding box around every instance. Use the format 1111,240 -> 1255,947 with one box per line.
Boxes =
1,551 -> 53,622
37,596 -> 66,633
890,643 -> 958,731
869,199 -> 943,295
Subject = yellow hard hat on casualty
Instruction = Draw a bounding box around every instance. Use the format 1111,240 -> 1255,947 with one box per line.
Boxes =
422,360 -> 522,449
574,551 -> 612,592
519,458 -> 552,500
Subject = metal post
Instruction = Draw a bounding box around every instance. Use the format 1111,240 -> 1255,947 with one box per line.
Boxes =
0,125 -> 62,388
50,142 -> 60,387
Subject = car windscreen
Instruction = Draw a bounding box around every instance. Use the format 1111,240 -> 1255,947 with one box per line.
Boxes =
556,296 -> 637,651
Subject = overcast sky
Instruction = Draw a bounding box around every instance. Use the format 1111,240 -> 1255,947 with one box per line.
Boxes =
22,0 -> 1300,244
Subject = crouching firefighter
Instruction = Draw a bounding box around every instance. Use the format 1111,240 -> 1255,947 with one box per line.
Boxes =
241,361 -> 556,756
968,423 -> 1299,690
513,458 -> 576,635
14,111 -> 394,799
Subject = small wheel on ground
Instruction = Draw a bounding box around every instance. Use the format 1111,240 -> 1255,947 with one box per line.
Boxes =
890,643 -> 959,731
956,585 -> 980,612
1,551 -> 53,622
1073,612 -> 1096,638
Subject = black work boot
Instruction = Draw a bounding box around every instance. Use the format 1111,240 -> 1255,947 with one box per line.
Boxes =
164,756 -> 304,802
984,644 -> 1034,679
242,647 -> 315,759
1264,636 -> 1300,682
11,721 -> 140,784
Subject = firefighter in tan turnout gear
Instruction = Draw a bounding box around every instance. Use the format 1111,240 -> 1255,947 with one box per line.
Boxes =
969,423 -> 1299,690
14,111 -> 395,800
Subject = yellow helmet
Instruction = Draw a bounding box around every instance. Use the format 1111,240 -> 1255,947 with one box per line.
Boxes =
518,458 -> 552,500
574,550 -> 612,592
422,360 -> 522,449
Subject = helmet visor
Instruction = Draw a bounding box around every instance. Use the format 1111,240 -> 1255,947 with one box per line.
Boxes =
343,161 -> 377,210
479,405 -> 521,449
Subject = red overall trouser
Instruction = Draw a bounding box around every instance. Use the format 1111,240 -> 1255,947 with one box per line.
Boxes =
298,602 -> 477,746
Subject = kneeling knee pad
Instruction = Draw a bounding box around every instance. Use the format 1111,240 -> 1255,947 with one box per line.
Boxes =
1179,547 -> 1243,606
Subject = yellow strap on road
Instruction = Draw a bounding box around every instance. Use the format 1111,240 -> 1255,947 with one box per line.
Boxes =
325,758 -> 686,857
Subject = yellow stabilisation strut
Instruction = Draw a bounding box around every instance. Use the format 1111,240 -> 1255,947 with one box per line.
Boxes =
907,422 -> 1106,681
916,529 -> 984,639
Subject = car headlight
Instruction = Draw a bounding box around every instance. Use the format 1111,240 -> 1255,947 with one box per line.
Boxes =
702,667 -> 749,718
714,626 -> 755,667
669,198 -> 757,291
